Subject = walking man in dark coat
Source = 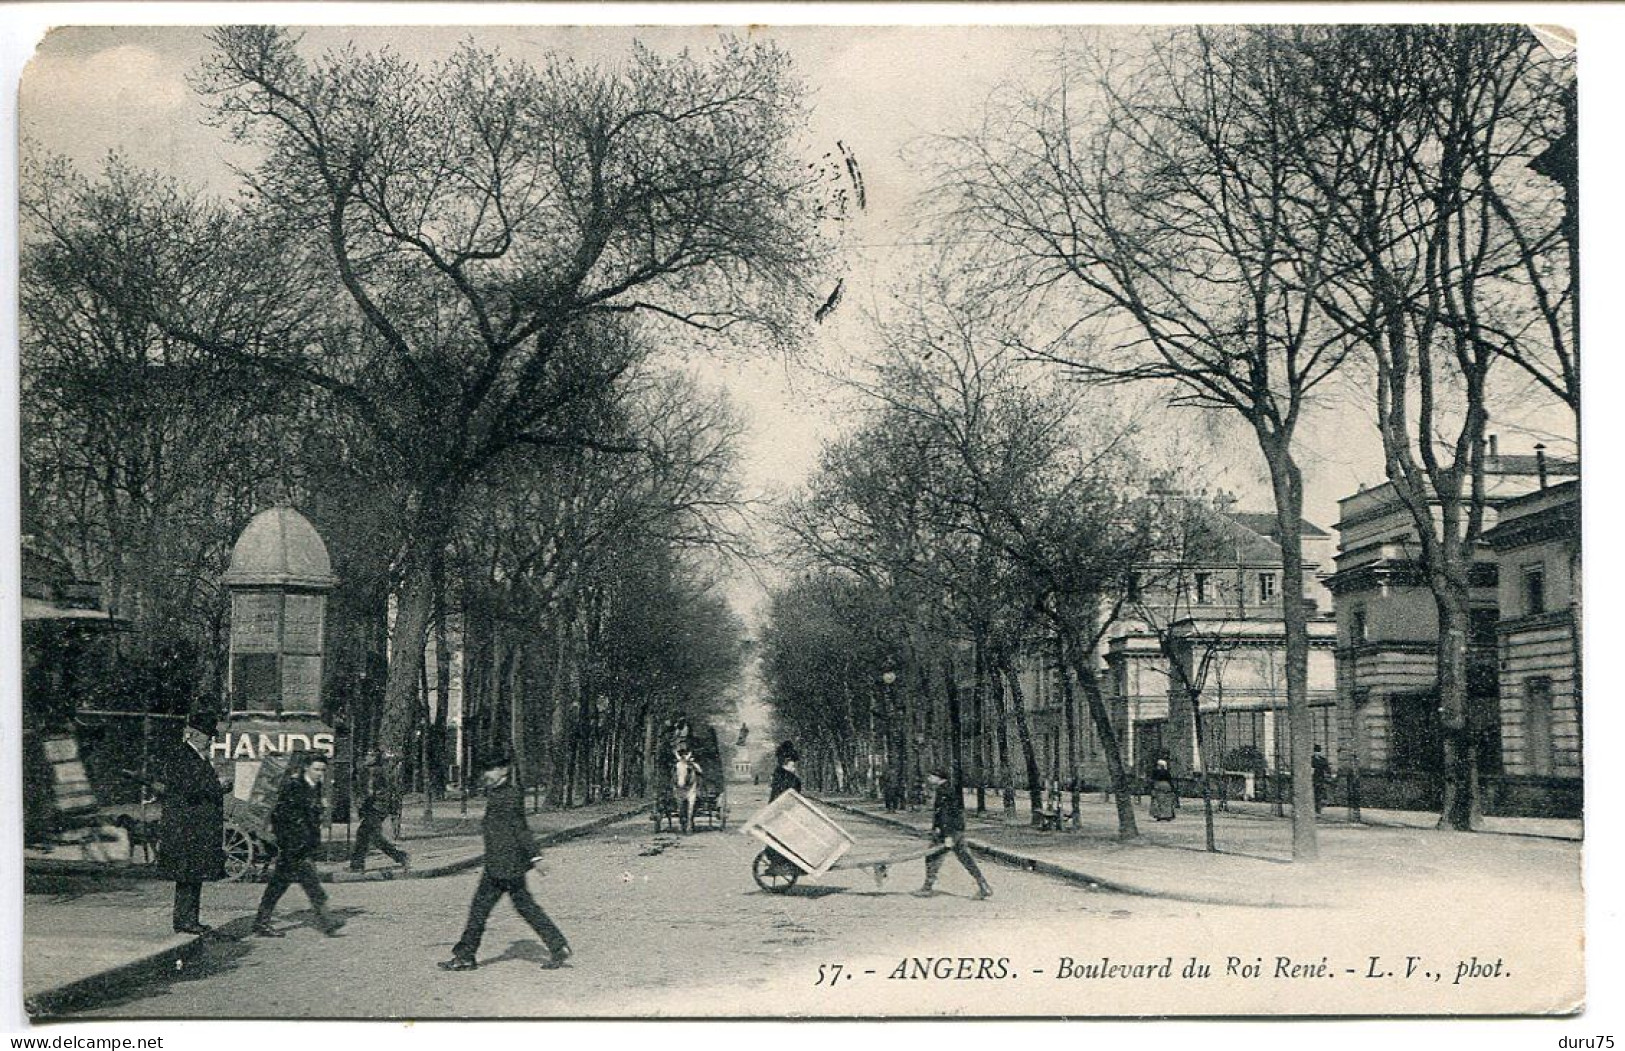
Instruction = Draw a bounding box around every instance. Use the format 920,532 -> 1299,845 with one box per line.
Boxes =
349,749 -> 410,872
254,752 -> 343,937
914,768 -> 992,901
1311,745 -> 1332,814
156,723 -> 227,934
439,758 -> 570,971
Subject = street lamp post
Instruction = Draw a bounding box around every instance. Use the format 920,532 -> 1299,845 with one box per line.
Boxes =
880,668 -> 898,809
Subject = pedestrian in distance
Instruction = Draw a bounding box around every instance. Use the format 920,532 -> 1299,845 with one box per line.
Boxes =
1149,757 -> 1178,822
153,719 -> 228,935
349,748 -> 410,873
914,768 -> 993,901
438,758 -> 570,972
254,751 -> 344,937
1311,745 -> 1332,814
879,767 -> 895,812
769,741 -> 801,802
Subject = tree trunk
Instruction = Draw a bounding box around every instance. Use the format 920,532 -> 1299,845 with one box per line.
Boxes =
1262,439 -> 1320,861
419,658 -> 434,822
431,557 -> 452,797
971,641 -> 987,812
1057,634 -> 1082,829
1002,658 -> 1045,825
987,649 -> 1017,816
942,654 -> 965,792
507,635 -> 526,784
1434,581 -> 1478,831
1194,707 -> 1216,852
376,554 -> 439,783
546,591 -> 576,806
1063,625 -> 1138,840
641,709 -> 656,799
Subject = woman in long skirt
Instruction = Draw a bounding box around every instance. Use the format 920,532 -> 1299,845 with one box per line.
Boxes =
1149,758 -> 1177,822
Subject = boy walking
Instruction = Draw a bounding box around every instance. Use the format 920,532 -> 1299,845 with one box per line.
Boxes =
254,752 -> 344,937
439,758 -> 571,971
914,768 -> 993,901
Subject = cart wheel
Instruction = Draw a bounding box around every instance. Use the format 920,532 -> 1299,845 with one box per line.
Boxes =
752,849 -> 799,893
222,824 -> 256,882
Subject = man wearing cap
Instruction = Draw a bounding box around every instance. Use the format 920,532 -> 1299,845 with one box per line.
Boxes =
349,749 -> 410,873
915,768 -> 993,901
439,758 -> 571,972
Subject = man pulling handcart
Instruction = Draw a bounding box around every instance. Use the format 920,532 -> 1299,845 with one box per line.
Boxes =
740,765 -> 991,900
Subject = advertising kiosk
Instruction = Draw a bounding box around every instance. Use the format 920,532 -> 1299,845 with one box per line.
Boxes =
215,504 -> 339,877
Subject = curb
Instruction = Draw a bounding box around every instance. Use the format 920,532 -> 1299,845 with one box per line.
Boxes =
324,804 -> 647,882
24,934 -> 205,1019
818,798 -> 1327,909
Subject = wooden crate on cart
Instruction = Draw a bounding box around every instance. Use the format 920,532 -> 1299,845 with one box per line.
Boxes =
218,752 -> 291,880
738,789 -> 854,890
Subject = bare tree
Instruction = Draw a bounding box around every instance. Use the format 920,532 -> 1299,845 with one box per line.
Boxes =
1128,494 -> 1248,852
851,275 -> 1159,838
28,28 -> 825,777
1275,26 -> 1568,829
944,28 -> 1346,858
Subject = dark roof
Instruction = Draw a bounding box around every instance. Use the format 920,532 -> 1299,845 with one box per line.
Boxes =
1225,512 -> 1331,540
1493,477 -> 1580,512
1485,454 -> 1579,477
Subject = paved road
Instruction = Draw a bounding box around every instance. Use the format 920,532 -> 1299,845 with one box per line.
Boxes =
56,785 -> 1582,1018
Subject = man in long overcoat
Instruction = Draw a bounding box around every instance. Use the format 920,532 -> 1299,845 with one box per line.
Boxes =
156,724 -> 227,934
914,768 -> 992,900
253,752 -> 343,937
439,758 -> 570,971
1311,745 -> 1332,814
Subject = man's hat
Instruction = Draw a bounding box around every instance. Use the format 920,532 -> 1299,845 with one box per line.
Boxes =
185,708 -> 220,736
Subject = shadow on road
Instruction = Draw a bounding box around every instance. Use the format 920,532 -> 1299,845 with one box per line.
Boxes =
481,939 -> 560,969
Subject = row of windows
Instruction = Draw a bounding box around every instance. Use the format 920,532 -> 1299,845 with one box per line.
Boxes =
1129,571 -> 1278,606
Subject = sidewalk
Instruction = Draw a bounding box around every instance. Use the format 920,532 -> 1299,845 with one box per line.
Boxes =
820,788 -> 1583,909
22,795 -> 648,1018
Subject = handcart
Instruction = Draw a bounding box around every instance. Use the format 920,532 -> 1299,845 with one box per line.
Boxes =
218,753 -> 290,881
739,789 -> 946,893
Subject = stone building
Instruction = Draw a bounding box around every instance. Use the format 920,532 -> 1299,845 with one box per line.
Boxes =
1099,508 -> 1338,790
1008,505 -> 1338,795
1324,451 -> 1579,815
1483,478 -> 1581,811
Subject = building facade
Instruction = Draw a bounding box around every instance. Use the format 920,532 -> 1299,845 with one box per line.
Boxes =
1483,479 -> 1581,812
1099,508 -> 1339,793
1325,454 -> 1580,816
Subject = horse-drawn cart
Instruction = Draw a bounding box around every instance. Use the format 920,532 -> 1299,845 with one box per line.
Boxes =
652,721 -> 729,833
652,784 -> 729,832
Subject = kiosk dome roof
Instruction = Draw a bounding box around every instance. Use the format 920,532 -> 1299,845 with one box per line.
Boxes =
223,505 -> 336,589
